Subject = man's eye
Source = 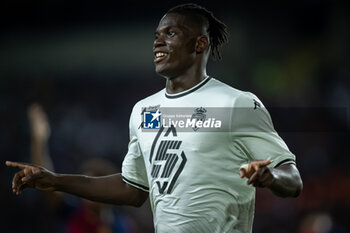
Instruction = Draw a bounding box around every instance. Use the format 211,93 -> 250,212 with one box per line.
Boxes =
167,31 -> 175,37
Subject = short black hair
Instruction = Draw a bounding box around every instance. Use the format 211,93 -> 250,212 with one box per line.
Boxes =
167,3 -> 229,60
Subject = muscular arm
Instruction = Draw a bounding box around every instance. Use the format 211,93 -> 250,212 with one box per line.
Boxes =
6,161 -> 148,207
266,163 -> 303,197
54,173 -> 148,207
241,161 -> 303,198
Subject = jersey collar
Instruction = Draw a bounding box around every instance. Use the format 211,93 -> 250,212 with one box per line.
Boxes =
165,77 -> 211,99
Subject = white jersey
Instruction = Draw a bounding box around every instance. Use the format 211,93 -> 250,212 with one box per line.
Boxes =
121,77 -> 296,233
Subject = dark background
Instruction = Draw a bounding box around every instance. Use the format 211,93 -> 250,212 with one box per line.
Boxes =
1,0 -> 349,232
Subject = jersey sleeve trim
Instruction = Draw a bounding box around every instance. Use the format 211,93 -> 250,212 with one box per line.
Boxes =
122,176 -> 149,192
274,158 -> 296,168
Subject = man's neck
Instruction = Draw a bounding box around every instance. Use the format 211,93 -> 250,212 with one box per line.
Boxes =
165,72 -> 208,94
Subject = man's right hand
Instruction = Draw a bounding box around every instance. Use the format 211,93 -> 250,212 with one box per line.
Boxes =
6,161 -> 149,206
6,161 -> 57,195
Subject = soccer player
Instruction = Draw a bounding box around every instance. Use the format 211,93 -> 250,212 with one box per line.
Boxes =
6,3 -> 302,233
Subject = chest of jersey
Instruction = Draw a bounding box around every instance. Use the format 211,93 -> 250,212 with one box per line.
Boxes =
137,124 -> 245,196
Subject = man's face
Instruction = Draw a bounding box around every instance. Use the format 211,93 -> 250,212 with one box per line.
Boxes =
153,13 -> 198,78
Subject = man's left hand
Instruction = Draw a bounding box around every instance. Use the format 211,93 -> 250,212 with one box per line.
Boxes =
240,160 -> 275,188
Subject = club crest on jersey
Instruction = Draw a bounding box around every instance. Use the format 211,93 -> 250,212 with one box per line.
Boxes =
191,107 -> 207,131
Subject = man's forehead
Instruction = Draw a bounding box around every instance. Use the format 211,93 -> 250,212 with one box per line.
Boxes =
157,13 -> 187,30
156,12 -> 207,35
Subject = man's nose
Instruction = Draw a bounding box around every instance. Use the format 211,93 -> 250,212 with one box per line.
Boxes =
153,36 -> 166,49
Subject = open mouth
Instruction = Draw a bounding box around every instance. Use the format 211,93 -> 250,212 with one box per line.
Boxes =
154,52 -> 168,63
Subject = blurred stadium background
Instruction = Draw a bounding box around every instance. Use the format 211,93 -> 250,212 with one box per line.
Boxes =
0,0 -> 349,232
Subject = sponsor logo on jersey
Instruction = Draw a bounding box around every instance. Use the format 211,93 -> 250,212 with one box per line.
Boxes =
253,99 -> 261,109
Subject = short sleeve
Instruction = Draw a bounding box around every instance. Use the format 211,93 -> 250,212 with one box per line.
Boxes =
231,92 -> 296,168
121,106 -> 149,192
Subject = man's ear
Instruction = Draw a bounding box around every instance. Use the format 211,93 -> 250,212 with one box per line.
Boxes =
195,35 -> 209,53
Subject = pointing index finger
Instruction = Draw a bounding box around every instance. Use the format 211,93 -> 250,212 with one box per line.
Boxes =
261,160 -> 272,166
5,161 -> 28,169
